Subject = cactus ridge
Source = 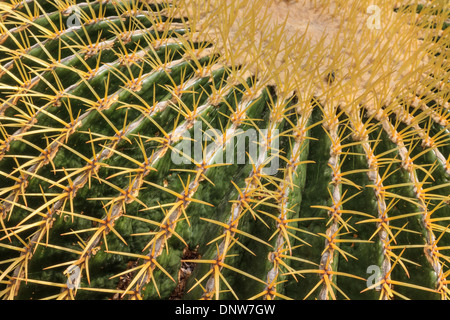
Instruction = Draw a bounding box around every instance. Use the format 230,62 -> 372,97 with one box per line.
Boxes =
0,0 -> 449,300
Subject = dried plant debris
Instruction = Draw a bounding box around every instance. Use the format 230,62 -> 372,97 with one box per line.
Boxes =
170,246 -> 200,300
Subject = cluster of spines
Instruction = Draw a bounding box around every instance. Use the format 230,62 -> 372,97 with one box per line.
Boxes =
0,0 -> 216,298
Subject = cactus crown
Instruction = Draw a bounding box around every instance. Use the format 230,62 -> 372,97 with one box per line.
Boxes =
0,0 -> 449,300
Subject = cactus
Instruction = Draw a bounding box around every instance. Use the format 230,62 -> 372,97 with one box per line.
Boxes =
0,0 -> 449,300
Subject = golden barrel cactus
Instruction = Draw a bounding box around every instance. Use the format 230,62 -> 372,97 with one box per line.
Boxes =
0,0 -> 449,300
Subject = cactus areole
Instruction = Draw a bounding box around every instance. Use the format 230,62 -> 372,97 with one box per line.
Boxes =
0,0 -> 449,300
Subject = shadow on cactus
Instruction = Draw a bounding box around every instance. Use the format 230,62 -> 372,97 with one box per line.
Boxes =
0,0 -> 449,300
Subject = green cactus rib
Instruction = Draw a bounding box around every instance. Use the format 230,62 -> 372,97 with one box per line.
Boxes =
0,0 -> 449,300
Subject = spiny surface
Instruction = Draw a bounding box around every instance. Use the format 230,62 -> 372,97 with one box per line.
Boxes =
0,0 -> 448,300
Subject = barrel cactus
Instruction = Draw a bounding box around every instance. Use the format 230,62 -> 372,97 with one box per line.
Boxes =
0,0 -> 449,300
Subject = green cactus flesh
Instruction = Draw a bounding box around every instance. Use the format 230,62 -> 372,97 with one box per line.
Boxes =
0,0 -> 449,300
